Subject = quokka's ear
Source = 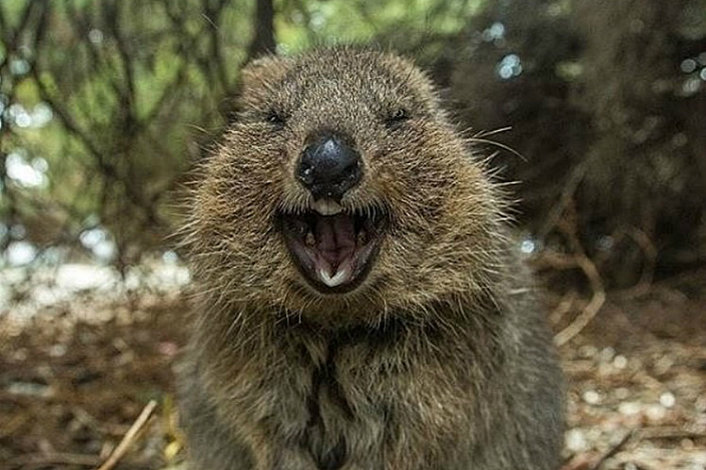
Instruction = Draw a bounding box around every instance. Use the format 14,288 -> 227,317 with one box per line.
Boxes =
239,55 -> 292,105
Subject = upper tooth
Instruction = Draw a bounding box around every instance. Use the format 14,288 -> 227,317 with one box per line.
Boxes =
313,199 -> 343,216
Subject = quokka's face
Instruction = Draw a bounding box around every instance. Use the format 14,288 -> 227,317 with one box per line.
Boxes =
192,49 -> 501,317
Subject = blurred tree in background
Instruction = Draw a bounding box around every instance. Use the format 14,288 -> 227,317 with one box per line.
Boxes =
1,0 -> 263,272
449,0 -> 706,287
0,0 -> 469,272
1,0 -> 705,288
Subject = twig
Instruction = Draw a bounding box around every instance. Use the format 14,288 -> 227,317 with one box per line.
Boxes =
534,203 -> 607,346
612,227 -> 658,300
552,252 -> 606,346
95,399 -> 157,470
588,430 -> 634,470
538,162 -> 587,241
554,290 -> 605,346
549,291 -> 577,325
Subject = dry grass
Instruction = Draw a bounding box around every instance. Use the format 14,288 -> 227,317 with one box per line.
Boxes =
1,271 -> 705,469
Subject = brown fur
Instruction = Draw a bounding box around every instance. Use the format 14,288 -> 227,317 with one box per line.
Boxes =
178,47 -> 564,470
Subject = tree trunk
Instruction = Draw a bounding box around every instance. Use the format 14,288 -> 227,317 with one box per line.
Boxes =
247,0 -> 276,60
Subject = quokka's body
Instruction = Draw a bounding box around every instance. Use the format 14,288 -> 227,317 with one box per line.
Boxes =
178,47 -> 564,470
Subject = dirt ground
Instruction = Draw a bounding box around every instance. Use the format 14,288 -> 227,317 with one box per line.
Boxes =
1,270 -> 705,470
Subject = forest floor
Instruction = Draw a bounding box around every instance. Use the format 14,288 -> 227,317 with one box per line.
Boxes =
1,268 -> 705,470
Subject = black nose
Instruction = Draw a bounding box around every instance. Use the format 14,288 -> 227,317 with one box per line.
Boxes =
297,132 -> 362,201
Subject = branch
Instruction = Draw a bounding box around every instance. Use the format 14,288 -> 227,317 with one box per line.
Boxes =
102,0 -> 137,128
203,0 -> 230,90
96,400 -> 157,470
534,203 -> 607,346
246,0 -> 276,62
550,251 -> 606,347
31,68 -> 105,164
588,430 -> 634,470
0,0 -> 46,70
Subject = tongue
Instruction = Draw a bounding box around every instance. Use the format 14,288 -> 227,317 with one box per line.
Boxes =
315,214 -> 355,267
314,214 -> 356,284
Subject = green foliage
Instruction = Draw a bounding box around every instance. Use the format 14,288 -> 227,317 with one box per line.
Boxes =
1,0 -> 253,264
1,0 -> 475,267
278,0 -> 479,53
1,0 -> 705,287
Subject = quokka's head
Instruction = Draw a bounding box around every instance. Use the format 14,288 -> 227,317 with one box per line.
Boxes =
188,47 -> 506,323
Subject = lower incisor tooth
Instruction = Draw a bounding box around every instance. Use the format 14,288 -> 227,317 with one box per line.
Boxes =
319,267 -> 349,287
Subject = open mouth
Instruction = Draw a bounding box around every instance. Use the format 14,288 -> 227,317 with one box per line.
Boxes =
279,199 -> 387,293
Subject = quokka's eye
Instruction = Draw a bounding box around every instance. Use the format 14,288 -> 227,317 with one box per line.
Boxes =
385,108 -> 410,128
265,109 -> 287,128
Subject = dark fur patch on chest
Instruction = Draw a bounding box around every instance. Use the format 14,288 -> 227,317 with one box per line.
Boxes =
303,337 -> 351,468
301,320 -> 408,469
